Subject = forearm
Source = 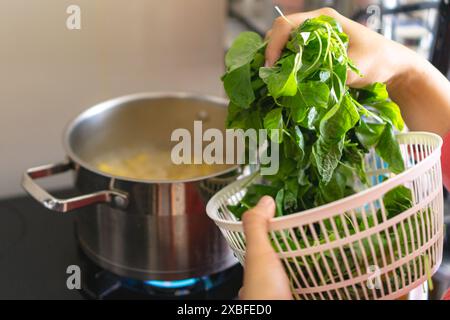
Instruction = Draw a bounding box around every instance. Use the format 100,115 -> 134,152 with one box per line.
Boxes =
387,50 -> 450,138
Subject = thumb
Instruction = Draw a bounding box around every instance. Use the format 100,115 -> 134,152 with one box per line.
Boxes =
242,196 -> 276,254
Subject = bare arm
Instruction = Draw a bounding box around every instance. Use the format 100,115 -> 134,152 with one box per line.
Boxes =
387,56 -> 450,137
266,7 -> 450,137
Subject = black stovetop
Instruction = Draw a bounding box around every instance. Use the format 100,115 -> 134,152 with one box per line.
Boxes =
0,190 -> 84,299
0,190 -> 242,300
1,190 -> 448,300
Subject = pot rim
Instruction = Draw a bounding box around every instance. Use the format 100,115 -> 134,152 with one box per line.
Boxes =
63,92 -> 240,184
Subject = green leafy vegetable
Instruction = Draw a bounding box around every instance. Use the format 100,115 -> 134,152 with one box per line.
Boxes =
298,81 -> 330,109
313,136 -> 344,184
260,53 -> 302,98
375,123 -> 405,174
263,108 -> 285,143
223,64 -> 255,108
222,15 -> 409,213
222,16 -> 418,298
383,185 -> 413,217
355,121 -> 386,149
225,32 -> 265,72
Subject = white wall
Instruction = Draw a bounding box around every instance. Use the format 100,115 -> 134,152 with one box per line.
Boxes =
0,0 -> 226,198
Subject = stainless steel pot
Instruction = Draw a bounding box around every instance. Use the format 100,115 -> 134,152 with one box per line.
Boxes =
22,93 -> 240,281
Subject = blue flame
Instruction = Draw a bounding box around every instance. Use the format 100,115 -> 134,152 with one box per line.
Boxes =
144,278 -> 199,289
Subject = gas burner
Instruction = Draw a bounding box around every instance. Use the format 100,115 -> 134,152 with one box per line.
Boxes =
78,248 -> 242,300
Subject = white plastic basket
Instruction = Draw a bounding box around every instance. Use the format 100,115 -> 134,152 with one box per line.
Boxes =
206,132 -> 444,300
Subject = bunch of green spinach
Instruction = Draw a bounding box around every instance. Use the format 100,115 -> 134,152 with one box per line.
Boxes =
222,16 -> 429,297
223,15 -> 407,218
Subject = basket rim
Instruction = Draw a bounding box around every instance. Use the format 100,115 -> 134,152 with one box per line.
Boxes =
206,131 -> 443,231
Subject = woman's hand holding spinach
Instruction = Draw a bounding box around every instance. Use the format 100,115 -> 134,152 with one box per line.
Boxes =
224,12 -> 417,297
228,7 -> 450,300
265,7 -> 450,138
265,7 -> 415,89
223,13 -> 407,218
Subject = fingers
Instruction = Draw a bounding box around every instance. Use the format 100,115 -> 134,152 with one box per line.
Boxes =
265,17 -> 293,67
241,197 -> 294,300
242,196 -> 276,255
265,29 -> 272,41
265,7 -> 343,67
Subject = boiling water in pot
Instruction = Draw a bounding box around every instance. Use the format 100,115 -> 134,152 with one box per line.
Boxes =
95,146 -> 232,181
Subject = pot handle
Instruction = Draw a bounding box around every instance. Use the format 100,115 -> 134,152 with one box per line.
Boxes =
21,161 -> 128,213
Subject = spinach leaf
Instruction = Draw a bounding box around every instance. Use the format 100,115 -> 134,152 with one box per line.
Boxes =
260,53 -> 302,98
319,168 -> 346,203
383,185 -> 413,217
367,100 -> 405,131
263,108 -> 284,144
300,107 -> 320,130
283,190 -> 298,213
223,64 -> 255,108
375,123 -> 405,174
226,102 -> 246,129
300,15 -> 343,34
313,136 -> 344,184
282,92 -> 309,123
355,120 -> 386,149
354,83 -> 389,104
275,189 -> 285,217
294,126 -> 305,160
225,32 -> 264,72
227,183 -> 279,219
227,204 -> 248,220
298,81 -> 330,109
320,95 -> 360,140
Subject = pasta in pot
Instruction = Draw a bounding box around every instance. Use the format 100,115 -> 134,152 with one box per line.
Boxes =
96,149 -> 232,181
